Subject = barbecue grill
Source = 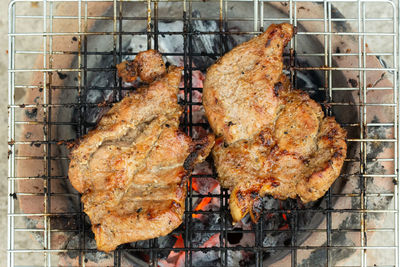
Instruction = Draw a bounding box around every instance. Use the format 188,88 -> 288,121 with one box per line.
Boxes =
7,0 -> 400,266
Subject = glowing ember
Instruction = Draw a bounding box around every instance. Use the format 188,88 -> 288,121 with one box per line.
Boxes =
191,179 -> 200,192
201,233 -> 220,248
279,213 -> 289,230
192,70 -> 205,88
278,224 -> 289,231
192,177 -> 219,219
192,177 -> 219,194
158,235 -> 184,267
193,197 -> 212,219
174,239 -> 186,267
174,235 -> 184,248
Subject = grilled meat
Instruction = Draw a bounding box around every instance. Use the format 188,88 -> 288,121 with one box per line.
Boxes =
69,50 -> 214,252
203,23 -> 294,145
116,49 -> 166,83
203,23 -> 347,223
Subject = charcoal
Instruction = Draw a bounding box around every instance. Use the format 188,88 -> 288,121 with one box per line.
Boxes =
192,251 -> 220,266
226,251 -> 251,267
65,232 -> 112,262
227,231 -> 243,245
157,235 -> 178,259
191,213 -> 223,248
131,239 -> 151,248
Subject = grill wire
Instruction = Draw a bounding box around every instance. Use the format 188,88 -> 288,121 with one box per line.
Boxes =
7,0 -> 400,266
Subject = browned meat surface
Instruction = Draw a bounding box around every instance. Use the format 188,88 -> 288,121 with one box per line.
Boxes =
116,49 -> 166,83
203,23 -> 294,145
69,50 -> 214,252
203,23 -> 347,223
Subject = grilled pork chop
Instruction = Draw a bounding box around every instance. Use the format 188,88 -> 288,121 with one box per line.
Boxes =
203,23 -> 294,145
69,50 -> 214,252
203,24 -> 347,223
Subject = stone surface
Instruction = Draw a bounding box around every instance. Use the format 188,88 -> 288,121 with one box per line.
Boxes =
1,0 -> 9,264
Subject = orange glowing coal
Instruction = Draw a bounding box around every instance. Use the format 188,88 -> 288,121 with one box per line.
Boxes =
278,224 -> 289,231
174,234 -> 184,248
193,197 -> 212,219
277,213 -> 289,230
191,179 -> 200,192
159,178 -> 224,267
191,177 -> 219,219
202,233 -> 220,248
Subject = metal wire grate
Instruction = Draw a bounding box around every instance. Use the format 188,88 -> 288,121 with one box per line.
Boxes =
7,0 -> 400,266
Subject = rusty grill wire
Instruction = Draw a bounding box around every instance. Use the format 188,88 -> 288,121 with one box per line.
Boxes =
7,0 -> 400,266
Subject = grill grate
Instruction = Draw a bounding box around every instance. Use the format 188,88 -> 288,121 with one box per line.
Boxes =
7,0 -> 400,266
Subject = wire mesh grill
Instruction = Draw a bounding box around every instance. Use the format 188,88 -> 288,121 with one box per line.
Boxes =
7,0 -> 400,266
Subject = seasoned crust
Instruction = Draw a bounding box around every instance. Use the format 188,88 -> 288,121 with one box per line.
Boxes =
92,198 -> 185,252
204,24 -> 347,223
83,126 -> 190,252
184,134 -> 215,171
69,65 -> 182,193
68,51 -> 213,252
203,23 -> 294,144
213,83 -> 347,222
227,112 -> 347,222
116,49 -> 166,83
295,117 -> 347,203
